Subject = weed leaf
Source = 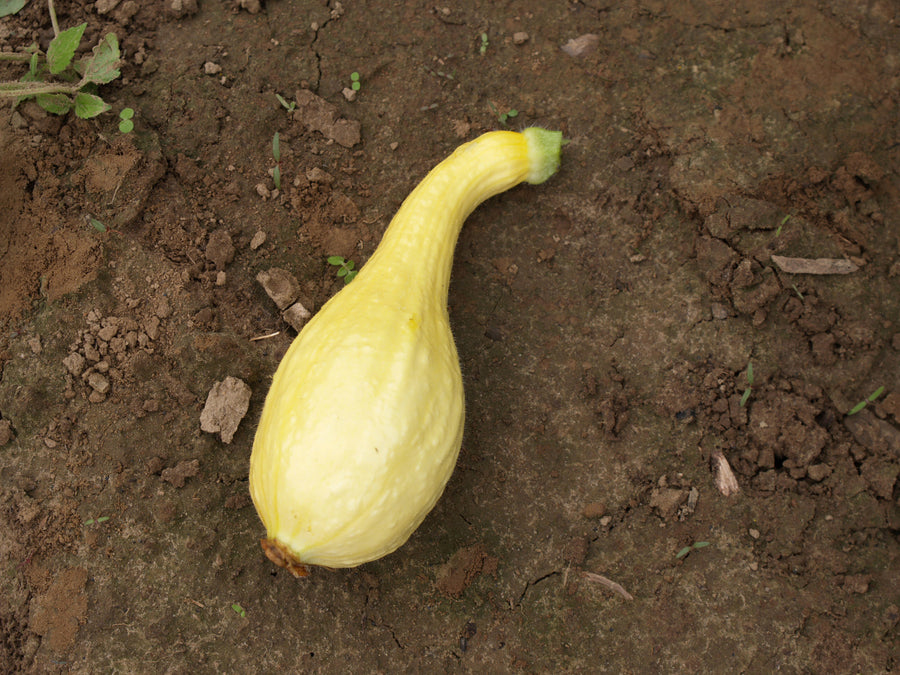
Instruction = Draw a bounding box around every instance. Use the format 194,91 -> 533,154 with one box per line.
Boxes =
0,0 -> 27,18
74,91 -> 109,118
36,92 -> 72,115
47,22 -> 87,75
82,33 -> 121,84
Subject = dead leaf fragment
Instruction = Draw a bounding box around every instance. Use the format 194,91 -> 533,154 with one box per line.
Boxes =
771,255 -> 858,275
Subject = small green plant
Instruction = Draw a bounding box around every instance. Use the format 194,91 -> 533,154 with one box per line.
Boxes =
118,107 -> 134,133
739,361 -> 754,407
271,131 -> 281,190
231,603 -> 247,617
847,386 -> 885,415
479,32 -> 489,55
0,0 -> 122,119
488,101 -> 518,126
327,256 -> 357,284
350,71 -> 361,92
775,214 -> 791,237
84,516 -> 110,525
275,92 -> 296,112
676,541 -> 710,559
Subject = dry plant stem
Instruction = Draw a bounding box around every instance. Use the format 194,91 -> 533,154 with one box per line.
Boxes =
0,53 -> 32,63
581,571 -> 634,600
0,79 -> 86,97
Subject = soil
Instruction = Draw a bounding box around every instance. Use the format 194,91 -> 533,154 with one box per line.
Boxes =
1,0 -> 899,672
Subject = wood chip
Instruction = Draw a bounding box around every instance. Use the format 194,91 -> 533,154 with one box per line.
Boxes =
771,255 -> 858,275
581,570 -> 634,600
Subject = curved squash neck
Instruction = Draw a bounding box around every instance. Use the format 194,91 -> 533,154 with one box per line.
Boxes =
358,132 -> 531,303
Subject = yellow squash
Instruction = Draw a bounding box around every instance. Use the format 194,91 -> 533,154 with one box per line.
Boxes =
250,128 -> 563,576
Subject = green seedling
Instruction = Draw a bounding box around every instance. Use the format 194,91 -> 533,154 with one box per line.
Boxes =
847,386 -> 885,415
118,107 -> 134,133
676,541 -> 710,559
488,101 -> 518,126
0,0 -> 122,118
84,516 -> 110,525
272,131 -> 281,190
775,214 -> 791,237
350,71 -> 361,92
479,32 -> 489,55
739,361 -> 754,407
231,603 -> 247,617
275,92 -> 296,112
327,256 -> 357,284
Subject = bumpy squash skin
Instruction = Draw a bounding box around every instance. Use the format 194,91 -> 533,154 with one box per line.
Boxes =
250,128 -> 562,574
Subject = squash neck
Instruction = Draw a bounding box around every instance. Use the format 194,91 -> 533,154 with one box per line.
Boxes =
357,132 -> 532,301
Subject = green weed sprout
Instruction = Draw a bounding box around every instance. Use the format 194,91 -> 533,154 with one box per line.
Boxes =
350,71 -> 361,92
739,361 -> 754,407
488,101 -> 518,126
272,131 -> 281,190
275,92 -> 296,112
775,214 -> 791,237
479,32 -> 489,55
0,0 -> 122,118
118,107 -> 134,133
231,603 -> 247,617
847,386 -> 885,415
676,541 -> 710,559
327,256 -> 357,284
84,516 -> 110,525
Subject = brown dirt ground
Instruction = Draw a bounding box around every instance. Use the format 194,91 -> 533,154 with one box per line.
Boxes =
1,0 -> 899,672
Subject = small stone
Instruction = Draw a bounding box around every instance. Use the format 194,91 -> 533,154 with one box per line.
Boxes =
88,390 -> 106,404
342,87 -> 357,102
216,271 -> 227,286
748,528 -> 760,539
62,352 -> 86,376
97,324 -> 118,342
306,167 -> 334,184
282,301 -> 312,331
87,372 -> 110,394
581,502 -> 606,519
255,183 -> 271,199
249,230 -> 267,250
257,268 -> 301,310
649,488 -> 687,519
28,336 -> 42,354
513,31 -> 529,45
203,61 -> 222,75
806,464 -> 832,482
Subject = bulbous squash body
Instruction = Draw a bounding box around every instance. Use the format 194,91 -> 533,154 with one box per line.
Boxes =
250,128 -> 562,574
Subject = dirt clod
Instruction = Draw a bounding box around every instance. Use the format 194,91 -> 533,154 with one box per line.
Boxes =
199,376 -> 252,444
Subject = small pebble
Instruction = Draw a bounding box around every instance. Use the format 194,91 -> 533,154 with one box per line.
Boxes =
203,61 -> 222,75
249,230 -> 267,250
513,31 -> 529,45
